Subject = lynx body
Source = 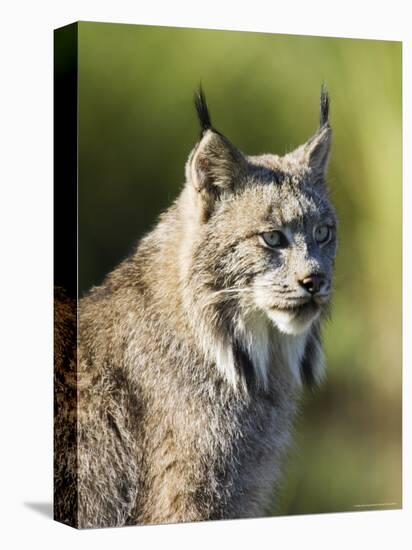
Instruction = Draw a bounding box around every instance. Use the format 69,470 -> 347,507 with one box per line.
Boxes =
55,89 -> 337,528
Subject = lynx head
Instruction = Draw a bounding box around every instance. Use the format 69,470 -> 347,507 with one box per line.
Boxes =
181,87 -> 337,390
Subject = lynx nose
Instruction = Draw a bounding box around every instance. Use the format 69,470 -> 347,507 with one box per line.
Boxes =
298,273 -> 326,295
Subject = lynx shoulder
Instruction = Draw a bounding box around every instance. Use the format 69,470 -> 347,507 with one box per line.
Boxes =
58,87 -> 337,528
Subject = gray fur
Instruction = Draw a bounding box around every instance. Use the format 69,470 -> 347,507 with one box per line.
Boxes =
55,88 -> 337,528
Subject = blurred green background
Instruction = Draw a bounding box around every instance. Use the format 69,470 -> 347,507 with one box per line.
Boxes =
77,22 -> 402,516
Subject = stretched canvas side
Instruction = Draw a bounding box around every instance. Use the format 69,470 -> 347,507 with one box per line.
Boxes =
54,22 -> 79,529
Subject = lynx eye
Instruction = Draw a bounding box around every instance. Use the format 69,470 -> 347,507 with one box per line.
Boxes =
261,231 -> 285,248
314,224 -> 331,244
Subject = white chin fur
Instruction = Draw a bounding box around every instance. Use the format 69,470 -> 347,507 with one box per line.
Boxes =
268,308 -> 320,335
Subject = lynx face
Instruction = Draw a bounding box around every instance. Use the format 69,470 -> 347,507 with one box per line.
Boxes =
195,176 -> 337,337
185,88 -> 337,346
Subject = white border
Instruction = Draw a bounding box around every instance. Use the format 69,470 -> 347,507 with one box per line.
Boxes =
0,1 -> 409,548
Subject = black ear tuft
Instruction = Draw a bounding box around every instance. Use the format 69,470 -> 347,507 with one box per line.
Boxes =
319,84 -> 330,127
194,85 -> 212,136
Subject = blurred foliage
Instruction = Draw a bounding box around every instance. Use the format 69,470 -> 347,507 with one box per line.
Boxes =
77,22 -> 402,516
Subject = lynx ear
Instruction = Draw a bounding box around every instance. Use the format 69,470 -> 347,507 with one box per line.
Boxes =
303,124 -> 332,181
289,86 -> 332,182
186,88 -> 247,220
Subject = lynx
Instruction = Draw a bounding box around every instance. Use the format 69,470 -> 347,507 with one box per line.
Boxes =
54,87 -> 337,528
